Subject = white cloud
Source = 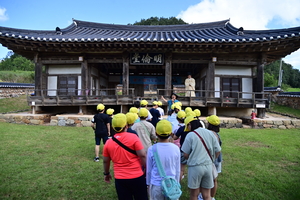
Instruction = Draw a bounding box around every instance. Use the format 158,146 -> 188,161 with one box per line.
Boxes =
177,0 -> 300,70
177,0 -> 300,30
0,7 -> 8,21
283,51 -> 300,71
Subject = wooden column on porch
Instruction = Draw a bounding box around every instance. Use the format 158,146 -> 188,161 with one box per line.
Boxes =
165,52 -> 172,97
81,60 -> 88,93
122,52 -> 129,95
256,54 -> 266,118
207,61 -> 215,97
34,54 -> 42,96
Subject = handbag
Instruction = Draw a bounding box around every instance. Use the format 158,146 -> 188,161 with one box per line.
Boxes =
112,136 -> 137,155
153,144 -> 182,200
193,131 -> 218,179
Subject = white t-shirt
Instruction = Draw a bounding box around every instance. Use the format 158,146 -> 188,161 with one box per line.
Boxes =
146,142 -> 181,186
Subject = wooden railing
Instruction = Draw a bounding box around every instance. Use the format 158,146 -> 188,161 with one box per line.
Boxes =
27,88 -> 271,108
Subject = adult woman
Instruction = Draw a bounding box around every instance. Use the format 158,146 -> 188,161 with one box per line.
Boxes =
161,93 -> 179,114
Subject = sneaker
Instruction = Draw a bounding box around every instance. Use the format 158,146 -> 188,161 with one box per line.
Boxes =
94,157 -> 99,162
198,193 -> 203,200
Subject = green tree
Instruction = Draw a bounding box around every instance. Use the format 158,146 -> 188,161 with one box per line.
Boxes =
0,51 -> 34,71
264,73 -> 277,87
131,17 -> 187,25
264,60 -> 300,88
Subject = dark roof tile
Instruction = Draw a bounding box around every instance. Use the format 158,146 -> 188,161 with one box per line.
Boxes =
0,18 -> 300,44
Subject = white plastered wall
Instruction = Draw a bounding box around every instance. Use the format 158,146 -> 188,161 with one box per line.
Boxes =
47,65 -> 81,96
215,66 -> 253,98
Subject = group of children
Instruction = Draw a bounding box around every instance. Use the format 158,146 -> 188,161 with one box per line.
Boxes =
91,97 -> 222,200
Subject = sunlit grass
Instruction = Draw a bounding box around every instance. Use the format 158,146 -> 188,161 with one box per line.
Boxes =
1,123 -> 300,199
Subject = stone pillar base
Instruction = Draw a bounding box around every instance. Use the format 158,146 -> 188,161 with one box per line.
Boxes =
208,107 -> 216,116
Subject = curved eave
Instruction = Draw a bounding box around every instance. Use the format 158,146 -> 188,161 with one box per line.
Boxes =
0,19 -> 299,44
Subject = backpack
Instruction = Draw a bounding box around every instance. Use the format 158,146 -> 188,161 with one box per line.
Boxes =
153,144 -> 182,200
161,176 -> 182,200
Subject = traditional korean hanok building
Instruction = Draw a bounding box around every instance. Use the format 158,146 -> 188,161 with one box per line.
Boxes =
0,19 -> 300,117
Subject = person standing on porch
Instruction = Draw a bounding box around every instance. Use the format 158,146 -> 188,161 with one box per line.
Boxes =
91,103 -> 110,162
161,93 -> 179,114
185,73 -> 196,97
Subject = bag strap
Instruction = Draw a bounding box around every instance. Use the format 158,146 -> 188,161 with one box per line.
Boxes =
112,136 -> 137,155
193,131 -> 213,162
153,144 -> 167,178
139,121 -> 151,138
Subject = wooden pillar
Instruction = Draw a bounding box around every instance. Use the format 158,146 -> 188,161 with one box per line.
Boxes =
81,60 -> 88,93
165,52 -> 172,97
122,52 -> 129,95
257,54 -> 266,118
207,61 -> 215,97
34,54 -> 42,96
207,61 -> 216,115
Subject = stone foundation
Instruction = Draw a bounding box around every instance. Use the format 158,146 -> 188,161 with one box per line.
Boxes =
0,88 -> 33,98
0,113 -> 299,129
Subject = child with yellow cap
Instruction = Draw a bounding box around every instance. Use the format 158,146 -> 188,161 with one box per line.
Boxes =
91,103 -> 110,162
206,115 -> 222,200
149,101 -> 161,127
146,120 -> 181,200
181,115 -> 221,200
103,113 -> 148,199
106,108 -> 115,137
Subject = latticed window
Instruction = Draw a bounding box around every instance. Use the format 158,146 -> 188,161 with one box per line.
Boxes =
222,78 -> 240,98
58,76 -> 77,95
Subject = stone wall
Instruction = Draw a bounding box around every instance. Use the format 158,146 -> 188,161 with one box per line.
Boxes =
1,113 -> 299,129
0,88 -> 33,98
276,96 -> 300,110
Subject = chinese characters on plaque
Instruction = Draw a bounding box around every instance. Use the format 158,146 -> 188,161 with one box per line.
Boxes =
130,53 -> 164,65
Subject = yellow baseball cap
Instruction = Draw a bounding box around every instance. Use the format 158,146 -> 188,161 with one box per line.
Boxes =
175,101 -> 182,107
140,100 -> 148,106
106,108 -> 114,115
184,116 -> 197,132
97,103 -> 105,111
185,107 -> 192,114
152,101 -> 159,105
126,112 -> 138,125
129,107 -> 138,114
186,111 -> 196,117
171,104 -> 181,110
194,109 -> 201,117
139,108 -> 148,118
157,101 -> 163,106
112,113 -> 127,132
177,111 -> 186,120
206,115 -> 220,126
156,120 -> 172,137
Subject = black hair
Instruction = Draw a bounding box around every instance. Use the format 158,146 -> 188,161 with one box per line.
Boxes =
190,119 -> 201,131
170,93 -> 178,99
113,127 -> 125,132
156,134 -> 169,140
207,123 -> 220,132
140,117 -> 147,120
176,117 -> 184,123
133,101 -> 140,108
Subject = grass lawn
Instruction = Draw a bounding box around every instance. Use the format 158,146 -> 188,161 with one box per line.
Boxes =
1,122 -> 300,200
0,95 -> 30,113
269,102 -> 300,118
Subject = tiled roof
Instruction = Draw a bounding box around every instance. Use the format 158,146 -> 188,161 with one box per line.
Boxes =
278,92 -> 300,97
264,87 -> 282,92
0,82 -> 34,88
0,19 -> 300,43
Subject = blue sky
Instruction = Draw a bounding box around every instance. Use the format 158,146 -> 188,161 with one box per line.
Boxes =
0,0 -> 300,70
